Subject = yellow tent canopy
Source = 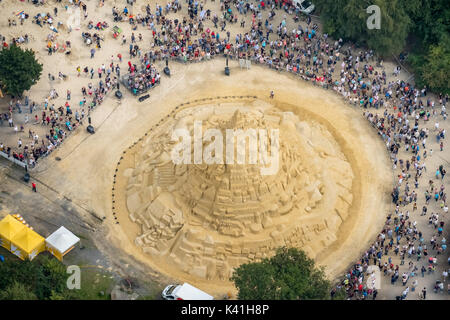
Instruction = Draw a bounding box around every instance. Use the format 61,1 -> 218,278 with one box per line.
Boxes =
10,226 -> 45,260
0,215 -> 26,238
0,215 -> 26,250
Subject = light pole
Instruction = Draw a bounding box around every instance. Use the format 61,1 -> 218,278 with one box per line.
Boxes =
164,57 -> 170,76
224,53 -> 230,76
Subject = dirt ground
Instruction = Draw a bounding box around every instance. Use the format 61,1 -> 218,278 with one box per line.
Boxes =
111,67 -> 394,294
0,156 -> 164,299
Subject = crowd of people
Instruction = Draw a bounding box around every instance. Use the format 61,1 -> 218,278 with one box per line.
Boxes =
122,62 -> 160,95
335,86 -> 449,299
123,0 -> 447,300
0,0 -> 448,299
0,64 -> 119,167
103,0 -> 449,299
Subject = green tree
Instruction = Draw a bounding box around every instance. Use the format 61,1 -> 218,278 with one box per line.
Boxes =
401,0 -> 450,46
314,0 -> 410,56
49,290 -> 66,300
366,0 -> 410,56
0,45 -> 43,97
401,0 -> 450,93
0,253 -> 114,300
0,259 -> 39,290
35,255 -> 68,299
409,39 -> 450,94
0,255 -> 67,300
0,282 -> 38,300
231,247 -> 332,300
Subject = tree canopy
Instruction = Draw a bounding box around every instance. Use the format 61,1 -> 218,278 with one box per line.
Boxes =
231,247 -> 332,300
0,254 -> 112,300
314,0 -> 449,93
409,39 -> 450,94
0,282 -> 38,300
0,45 -> 43,97
314,0 -> 410,56
403,0 -> 450,94
0,255 -> 66,300
402,0 -> 450,46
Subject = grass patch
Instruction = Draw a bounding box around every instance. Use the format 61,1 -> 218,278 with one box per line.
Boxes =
59,266 -> 115,300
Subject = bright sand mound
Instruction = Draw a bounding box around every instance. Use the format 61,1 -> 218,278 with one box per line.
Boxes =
114,94 -> 392,290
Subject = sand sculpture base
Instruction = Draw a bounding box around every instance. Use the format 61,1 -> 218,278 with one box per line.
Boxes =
115,96 -> 365,282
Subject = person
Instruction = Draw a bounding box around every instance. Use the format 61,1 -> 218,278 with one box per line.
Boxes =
421,287 -> 426,300
32,182 -> 37,192
270,90 -> 274,99
330,288 -> 336,299
372,289 -> 377,300
401,287 -> 409,299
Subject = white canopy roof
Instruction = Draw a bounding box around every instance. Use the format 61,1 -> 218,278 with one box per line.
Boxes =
175,283 -> 214,300
45,226 -> 80,253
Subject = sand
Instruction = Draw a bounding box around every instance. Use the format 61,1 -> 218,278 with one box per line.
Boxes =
34,60 -> 392,296
116,98 -> 357,281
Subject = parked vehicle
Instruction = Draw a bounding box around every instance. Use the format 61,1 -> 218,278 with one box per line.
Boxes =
162,283 -> 214,300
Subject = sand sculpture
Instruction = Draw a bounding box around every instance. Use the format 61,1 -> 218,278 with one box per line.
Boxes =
122,100 -> 354,281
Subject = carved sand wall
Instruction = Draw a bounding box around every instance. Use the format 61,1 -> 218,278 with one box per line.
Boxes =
119,98 -> 354,281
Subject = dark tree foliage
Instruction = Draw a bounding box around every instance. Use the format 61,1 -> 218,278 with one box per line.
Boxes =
409,39 -> 450,94
231,247 -> 332,300
0,255 -> 68,300
314,0 -> 410,56
0,45 -> 43,97
0,253 -> 113,300
403,0 -> 450,94
402,0 -> 450,46
0,282 -> 38,300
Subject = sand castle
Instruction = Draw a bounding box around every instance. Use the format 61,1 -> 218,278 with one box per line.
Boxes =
120,99 -> 354,281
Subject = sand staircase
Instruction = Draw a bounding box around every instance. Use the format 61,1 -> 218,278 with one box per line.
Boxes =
156,164 -> 176,188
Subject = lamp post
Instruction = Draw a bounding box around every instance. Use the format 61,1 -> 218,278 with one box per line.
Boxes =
164,57 -> 170,76
224,53 -> 230,76
87,116 -> 95,134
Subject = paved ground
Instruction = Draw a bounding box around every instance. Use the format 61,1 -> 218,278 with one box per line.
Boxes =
0,158 -> 164,299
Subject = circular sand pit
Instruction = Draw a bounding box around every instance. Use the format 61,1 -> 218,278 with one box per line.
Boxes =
114,96 -> 392,288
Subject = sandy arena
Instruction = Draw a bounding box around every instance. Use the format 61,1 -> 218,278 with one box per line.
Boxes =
32,61 -> 392,295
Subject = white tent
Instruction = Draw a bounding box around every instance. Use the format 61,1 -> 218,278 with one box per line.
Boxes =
45,226 -> 80,261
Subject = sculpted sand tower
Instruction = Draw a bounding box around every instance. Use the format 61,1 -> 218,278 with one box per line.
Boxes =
121,100 -> 354,281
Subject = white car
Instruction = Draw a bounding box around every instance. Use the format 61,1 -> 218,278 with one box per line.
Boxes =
162,283 -> 214,300
292,0 -> 315,14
